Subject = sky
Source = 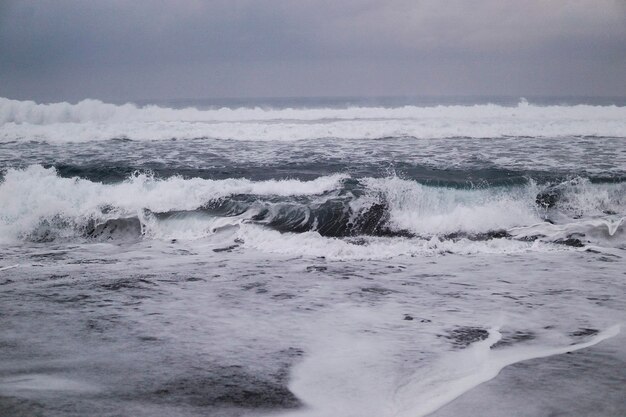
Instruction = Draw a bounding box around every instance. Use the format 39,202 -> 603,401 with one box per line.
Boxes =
1,0 -> 625,102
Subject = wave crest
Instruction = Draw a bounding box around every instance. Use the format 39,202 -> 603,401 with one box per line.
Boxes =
2,97 -> 626,142
1,166 -> 623,254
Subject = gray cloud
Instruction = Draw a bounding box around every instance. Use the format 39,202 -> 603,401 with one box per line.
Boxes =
1,0 -> 625,102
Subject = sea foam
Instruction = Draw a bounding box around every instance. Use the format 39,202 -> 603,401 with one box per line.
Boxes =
1,166 -> 623,255
2,97 -> 626,142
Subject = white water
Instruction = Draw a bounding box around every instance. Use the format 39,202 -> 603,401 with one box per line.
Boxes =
236,225 -> 564,260
2,97 -> 626,142
1,166 -> 623,254
0,165 -> 345,243
281,324 -> 620,417
391,325 -> 620,417
2,96 -> 625,417
364,176 -> 542,234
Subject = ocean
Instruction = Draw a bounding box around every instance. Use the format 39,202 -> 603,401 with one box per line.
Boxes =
0,96 -> 625,417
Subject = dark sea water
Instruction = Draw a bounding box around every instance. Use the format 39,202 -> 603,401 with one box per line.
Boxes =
0,96 -> 625,417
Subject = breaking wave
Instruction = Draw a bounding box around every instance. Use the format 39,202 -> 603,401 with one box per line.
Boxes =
2,97 -> 626,142
1,166 -> 623,257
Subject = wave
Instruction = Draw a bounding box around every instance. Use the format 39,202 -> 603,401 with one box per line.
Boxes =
0,165 -> 346,242
391,324 -> 621,417
282,322 -> 620,417
0,166 -> 623,255
2,97 -> 626,142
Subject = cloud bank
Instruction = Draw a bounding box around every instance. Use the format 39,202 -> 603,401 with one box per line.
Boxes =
1,0 -> 625,101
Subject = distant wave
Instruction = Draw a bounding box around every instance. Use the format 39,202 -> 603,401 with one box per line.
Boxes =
2,97 -> 626,142
1,166 -> 623,257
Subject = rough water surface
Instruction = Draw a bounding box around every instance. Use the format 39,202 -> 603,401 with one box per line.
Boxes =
0,97 -> 624,417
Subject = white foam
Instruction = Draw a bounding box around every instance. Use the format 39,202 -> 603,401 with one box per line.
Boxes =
0,165 -> 346,243
1,166 -> 623,252
276,324 -> 620,417
2,97 -> 626,142
510,217 -> 625,243
237,224 -> 562,260
364,176 -> 542,235
363,176 -> 625,245
274,307 -> 403,417
392,325 -> 621,417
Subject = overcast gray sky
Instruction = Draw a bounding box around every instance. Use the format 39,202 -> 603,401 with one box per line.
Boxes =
1,0 -> 625,102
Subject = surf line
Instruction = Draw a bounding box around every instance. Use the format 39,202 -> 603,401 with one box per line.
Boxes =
392,324 -> 621,417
